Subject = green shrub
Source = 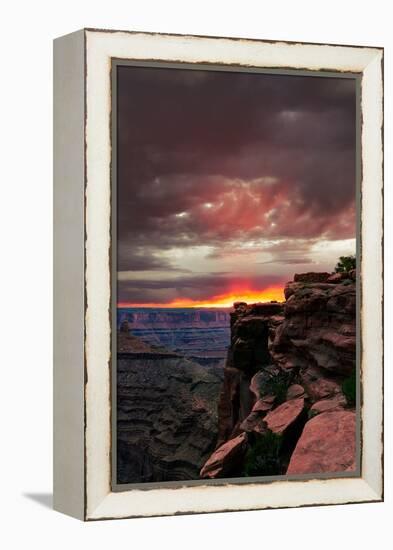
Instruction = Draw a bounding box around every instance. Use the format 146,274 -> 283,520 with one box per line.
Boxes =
261,369 -> 294,405
243,432 -> 283,477
342,371 -> 356,407
335,255 -> 356,273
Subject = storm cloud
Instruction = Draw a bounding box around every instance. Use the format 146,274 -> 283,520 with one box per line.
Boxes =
116,65 -> 357,304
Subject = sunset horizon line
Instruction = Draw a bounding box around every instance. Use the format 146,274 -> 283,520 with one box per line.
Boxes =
117,285 -> 285,309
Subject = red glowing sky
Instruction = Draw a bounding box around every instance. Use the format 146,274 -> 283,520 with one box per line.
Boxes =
118,285 -> 285,308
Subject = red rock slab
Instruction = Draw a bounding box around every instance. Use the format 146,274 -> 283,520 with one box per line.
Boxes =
200,433 -> 248,479
252,396 -> 275,413
310,395 -> 347,416
287,384 -> 305,400
301,372 -> 342,401
286,410 -> 356,475
239,412 -> 267,434
264,397 -> 305,435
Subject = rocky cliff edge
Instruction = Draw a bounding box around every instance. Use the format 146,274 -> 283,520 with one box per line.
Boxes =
200,270 -> 357,479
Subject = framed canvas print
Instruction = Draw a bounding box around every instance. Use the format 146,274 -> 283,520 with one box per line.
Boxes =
53,29 -> 383,520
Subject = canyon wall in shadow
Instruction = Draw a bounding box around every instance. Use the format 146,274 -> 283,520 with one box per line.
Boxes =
116,327 -> 224,483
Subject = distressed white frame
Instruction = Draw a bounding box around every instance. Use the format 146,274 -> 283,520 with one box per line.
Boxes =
56,29 -> 384,521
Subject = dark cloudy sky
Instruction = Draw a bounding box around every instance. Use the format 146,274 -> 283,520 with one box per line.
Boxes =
116,65 -> 357,306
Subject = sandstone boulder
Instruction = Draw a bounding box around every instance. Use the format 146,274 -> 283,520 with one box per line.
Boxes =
264,397 -> 305,435
252,395 -> 275,412
287,384 -> 305,400
309,394 -> 347,416
200,433 -> 248,478
286,410 -> 356,474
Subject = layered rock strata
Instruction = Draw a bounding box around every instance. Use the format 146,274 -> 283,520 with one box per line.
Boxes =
117,329 -> 223,484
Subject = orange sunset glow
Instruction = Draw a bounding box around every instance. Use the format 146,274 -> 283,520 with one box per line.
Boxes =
118,285 -> 284,308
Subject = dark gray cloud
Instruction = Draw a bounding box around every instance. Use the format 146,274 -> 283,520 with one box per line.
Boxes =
117,245 -> 190,272
117,66 -> 356,302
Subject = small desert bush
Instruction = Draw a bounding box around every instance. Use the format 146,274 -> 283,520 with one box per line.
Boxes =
335,255 -> 356,273
342,371 -> 356,407
261,369 -> 294,404
243,432 -> 283,477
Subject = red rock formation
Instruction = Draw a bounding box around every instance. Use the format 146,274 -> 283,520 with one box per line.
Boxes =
264,397 -> 305,435
200,433 -> 248,478
294,272 -> 331,283
215,366 -> 241,446
252,395 -> 276,412
216,302 -> 284,446
286,410 -> 356,474
201,271 -> 357,480
271,278 -> 356,376
300,366 -> 343,401
286,384 -> 305,400
309,394 -> 347,416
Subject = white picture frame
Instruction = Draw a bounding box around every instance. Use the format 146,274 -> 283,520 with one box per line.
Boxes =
53,28 -> 383,521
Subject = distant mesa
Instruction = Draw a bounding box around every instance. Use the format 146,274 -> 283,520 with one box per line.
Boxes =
117,307 -> 231,367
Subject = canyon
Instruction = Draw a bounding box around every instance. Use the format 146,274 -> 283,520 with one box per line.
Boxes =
117,270 -> 357,484
117,327 -> 224,483
117,308 -> 230,367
